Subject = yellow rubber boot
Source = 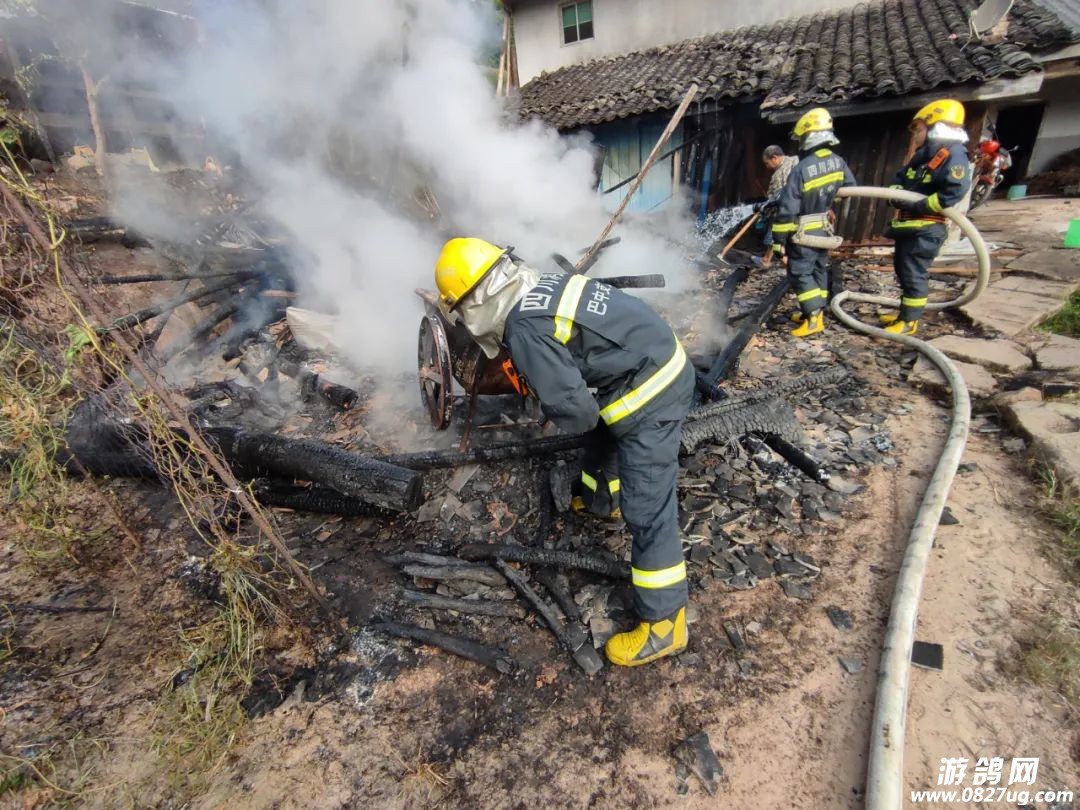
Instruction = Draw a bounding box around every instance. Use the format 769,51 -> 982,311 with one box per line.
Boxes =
790,311 -> 806,323
878,313 -> 899,325
571,496 -> 621,521
883,319 -> 918,335
790,311 -> 824,338
605,607 -> 687,667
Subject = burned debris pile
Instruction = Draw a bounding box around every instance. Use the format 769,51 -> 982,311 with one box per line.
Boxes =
40,180 -> 888,682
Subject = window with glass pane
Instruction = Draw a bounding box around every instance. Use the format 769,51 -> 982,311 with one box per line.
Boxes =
561,1 -> 593,44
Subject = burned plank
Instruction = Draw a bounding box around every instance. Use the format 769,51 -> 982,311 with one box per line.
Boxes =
458,543 -> 629,580
299,372 -> 359,410
401,564 -> 506,587
533,568 -> 581,622
493,560 -> 604,675
206,427 -> 423,512
762,434 -> 830,483
109,277 -> 243,331
374,620 -> 518,674
595,274 -> 666,289
401,590 -> 527,619
381,433 -> 587,471
699,275 -> 791,397
252,480 -> 399,518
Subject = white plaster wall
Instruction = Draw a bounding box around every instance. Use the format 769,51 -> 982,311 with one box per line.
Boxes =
514,0 -> 861,82
1029,77 -> 1080,173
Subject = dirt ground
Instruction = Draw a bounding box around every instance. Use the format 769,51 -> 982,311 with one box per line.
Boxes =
2,184 -> 1078,808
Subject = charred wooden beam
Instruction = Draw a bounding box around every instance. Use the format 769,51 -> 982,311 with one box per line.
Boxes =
374,620 -> 518,674
686,368 -> 848,422
698,276 -> 791,398
457,543 -> 629,580
109,277 -> 242,332
595,274 -> 666,289
401,563 -> 506,587
533,568 -> 581,622
493,560 -> 603,675
383,551 -> 472,567
206,427 -> 423,512
381,433 -> 587,471
253,480 -> 399,518
714,266 -> 750,321
762,433 -> 830,483
97,270 -> 259,285
551,253 -> 576,274
300,371 -> 359,410
401,590 -> 527,619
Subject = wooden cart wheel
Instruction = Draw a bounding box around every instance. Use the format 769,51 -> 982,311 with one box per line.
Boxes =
418,313 -> 453,430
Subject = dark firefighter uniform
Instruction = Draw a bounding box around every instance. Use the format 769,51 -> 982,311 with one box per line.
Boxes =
502,272 -> 695,627
887,142 -> 971,323
772,148 -> 856,317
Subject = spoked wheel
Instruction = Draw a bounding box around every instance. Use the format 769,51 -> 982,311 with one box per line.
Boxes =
418,313 -> 453,430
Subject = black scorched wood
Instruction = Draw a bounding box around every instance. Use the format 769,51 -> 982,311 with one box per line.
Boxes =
381,433 -> 587,471
253,480 -> 399,518
109,277 -> 242,331
457,543 -> 629,580
300,371 -> 359,410
698,275 -> 791,398
401,590 -> 527,619
207,427 -> 423,512
374,620 -> 518,674
762,434 -> 830,483
493,560 -> 603,675
595,274 -> 666,289
686,367 -> 849,422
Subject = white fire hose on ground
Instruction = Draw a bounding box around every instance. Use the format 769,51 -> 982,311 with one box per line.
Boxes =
830,186 -> 991,810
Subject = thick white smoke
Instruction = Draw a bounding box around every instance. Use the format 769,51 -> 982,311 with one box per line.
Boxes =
90,0 -> 698,374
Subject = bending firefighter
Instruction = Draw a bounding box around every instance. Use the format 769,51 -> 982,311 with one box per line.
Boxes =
771,107 -> 856,338
884,99 -> 972,335
434,238 -> 695,667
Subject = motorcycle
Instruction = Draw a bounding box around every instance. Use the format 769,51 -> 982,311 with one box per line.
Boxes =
969,139 -> 1012,209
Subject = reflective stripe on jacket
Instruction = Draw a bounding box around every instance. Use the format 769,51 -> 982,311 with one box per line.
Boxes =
889,141 -> 971,230
503,272 -> 689,436
773,148 -> 856,245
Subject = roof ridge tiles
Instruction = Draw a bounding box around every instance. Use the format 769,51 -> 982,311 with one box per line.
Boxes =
519,0 -> 1076,129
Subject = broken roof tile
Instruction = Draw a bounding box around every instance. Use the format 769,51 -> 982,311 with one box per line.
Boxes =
519,0 -> 1076,129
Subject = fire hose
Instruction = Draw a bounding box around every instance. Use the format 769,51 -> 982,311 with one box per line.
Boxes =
832,186 -> 991,810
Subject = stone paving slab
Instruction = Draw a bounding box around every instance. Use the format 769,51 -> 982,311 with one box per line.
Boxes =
961,276 -> 1080,337
908,355 -> 997,398
926,335 -> 1031,374
1033,334 -> 1080,372
1005,249 -> 1080,282
1003,400 -> 1080,485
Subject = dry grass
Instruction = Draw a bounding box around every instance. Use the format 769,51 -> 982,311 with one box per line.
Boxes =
1020,618 -> 1080,708
0,329 -> 84,568
1037,464 -> 1080,572
1,142 -> 311,802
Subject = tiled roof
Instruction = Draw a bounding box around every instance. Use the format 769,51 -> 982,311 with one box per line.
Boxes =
518,0 -> 1075,129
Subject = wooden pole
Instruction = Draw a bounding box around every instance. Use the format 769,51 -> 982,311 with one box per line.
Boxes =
576,83 -> 699,273
719,211 -> 760,260
495,14 -> 508,96
79,64 -> 108,180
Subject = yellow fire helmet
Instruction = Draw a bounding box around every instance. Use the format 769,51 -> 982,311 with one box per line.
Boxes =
434,237 -> 509,310
913,99 -> 965,127
792,107 -> 833,138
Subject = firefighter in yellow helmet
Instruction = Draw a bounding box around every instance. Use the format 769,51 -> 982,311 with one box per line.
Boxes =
883,99 -> 971,334
435,238 -> 695,667
771,107 -> 856,337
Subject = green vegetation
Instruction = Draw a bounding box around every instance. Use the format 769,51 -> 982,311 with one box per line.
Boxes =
1038,465 -> 1080,569
1039,289 -> 1080,338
